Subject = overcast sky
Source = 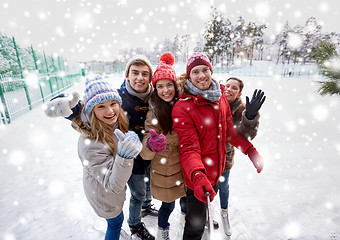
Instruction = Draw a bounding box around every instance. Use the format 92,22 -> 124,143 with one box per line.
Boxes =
1,0 -> 339,62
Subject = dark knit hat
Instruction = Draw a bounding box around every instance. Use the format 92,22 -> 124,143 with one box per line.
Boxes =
124,54 -> 153,80
186,52 -> 213,79
83,75 -> 122,114
152,52 -> 177,87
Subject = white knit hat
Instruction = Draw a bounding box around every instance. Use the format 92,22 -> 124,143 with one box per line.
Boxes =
83,75 -> 122,114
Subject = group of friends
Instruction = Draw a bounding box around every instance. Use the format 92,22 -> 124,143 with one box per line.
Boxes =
45,51 -> 266,240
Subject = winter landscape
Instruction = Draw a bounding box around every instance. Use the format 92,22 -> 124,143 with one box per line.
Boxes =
1,0 -> 340,239
1,72 -> 340,240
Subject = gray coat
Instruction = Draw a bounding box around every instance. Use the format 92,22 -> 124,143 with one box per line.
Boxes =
75,109 -> 133,219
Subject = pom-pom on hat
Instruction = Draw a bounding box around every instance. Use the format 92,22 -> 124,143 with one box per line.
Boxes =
186,52 -> 213,79
152,52 -> 177,86
83,75 -> 122,114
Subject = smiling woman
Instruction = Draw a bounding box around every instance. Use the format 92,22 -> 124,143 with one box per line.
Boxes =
93,100 -> 120,126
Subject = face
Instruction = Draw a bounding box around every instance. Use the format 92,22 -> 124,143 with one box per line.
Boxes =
93,100 -> 120,125
127,64 -> 151,93
189,65 -> 212,90
224,79 -> 242,103
155,79 -> 176,102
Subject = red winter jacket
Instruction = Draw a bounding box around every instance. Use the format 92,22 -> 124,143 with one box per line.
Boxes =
172,77 -> 253,190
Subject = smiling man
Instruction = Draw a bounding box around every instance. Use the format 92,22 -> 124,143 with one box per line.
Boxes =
117,54 -> 158,240
172,52 -> 264,240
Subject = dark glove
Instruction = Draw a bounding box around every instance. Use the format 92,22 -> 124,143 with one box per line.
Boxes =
246,146 -> 264,173
147,129 -> 167,153
192,171 -> 216,203
245,89 -> 266,120
44,92 -> 81,120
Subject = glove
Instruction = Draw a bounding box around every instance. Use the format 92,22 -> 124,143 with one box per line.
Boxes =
245,89 -> 266,120
147,129 -> 167,153
44,92 -> 80,119
246,146 -> 264,173
114,129 -> 143,159
192,171 -> 216,203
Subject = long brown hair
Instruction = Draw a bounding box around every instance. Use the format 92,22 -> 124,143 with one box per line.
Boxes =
150,82 -> 179,135
226,77 -> 244,93
90,107 -> 129,156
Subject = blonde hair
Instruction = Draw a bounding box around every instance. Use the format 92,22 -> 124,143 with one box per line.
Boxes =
90,107 -> 129,156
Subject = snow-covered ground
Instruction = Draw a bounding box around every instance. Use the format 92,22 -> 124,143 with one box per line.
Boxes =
1,74 -> 340,240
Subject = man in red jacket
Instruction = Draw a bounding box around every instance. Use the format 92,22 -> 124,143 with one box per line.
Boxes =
172,52 -> 264,240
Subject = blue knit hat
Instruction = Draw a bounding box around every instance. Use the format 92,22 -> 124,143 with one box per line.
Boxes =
83,75 -> 122,114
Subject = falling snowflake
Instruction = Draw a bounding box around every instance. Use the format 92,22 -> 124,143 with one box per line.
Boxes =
311,104 -> 329,122
160,158 -> 167,164
151,118 -> 158,125
287,33 -> 303,49
205,157 -> 213,166
48,181 -> 65,196
8,149 -> 26,166
284,221 -> 301,238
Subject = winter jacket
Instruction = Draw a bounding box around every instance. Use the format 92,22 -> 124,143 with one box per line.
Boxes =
73,108 -> 133,219
117,80 -> 150,174
224,98 -> 260,171
172,76 -> 253,190
140,101 -> 186,203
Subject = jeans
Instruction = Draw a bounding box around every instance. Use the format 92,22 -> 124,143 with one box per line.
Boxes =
218,170 -> 230,209
127,173 -> 146,227
158,201 -> 175,228
183,185 -> 218,240
142,164 -> 152,208
105,211 -> 124,240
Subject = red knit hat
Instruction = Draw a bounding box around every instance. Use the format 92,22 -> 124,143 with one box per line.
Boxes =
186,52 -> 213,79
152,52 -> 177,87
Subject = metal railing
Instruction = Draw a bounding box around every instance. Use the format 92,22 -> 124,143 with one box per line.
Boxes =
0,72 -> 82,124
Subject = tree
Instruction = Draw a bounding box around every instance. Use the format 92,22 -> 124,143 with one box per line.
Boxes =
274,21 -> 293,64
312,41 -> 340,96
203,7 -> 226,64
301,17 -> 322,64
244,21 -> 266,65
232,16 -> 247,63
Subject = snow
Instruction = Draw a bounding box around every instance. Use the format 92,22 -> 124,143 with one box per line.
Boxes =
1,74 -> 340,240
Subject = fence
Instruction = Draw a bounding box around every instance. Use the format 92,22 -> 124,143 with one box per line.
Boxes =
0,72 -> 82,124
0,36 -> 82,124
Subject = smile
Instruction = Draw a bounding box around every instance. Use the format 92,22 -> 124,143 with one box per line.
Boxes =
104,114 -> 116,120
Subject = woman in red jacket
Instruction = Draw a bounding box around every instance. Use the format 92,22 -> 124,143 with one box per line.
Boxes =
171,52 -> 264,240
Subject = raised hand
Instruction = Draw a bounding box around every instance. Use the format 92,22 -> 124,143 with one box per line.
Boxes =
147,129 -> 167,153
245,89 -> 266,120
114,129 -> 143,159
44,92 -> 80,118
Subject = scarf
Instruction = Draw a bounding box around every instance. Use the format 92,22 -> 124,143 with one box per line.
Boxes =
187,78 -> 222,102
125,79 -> 152,102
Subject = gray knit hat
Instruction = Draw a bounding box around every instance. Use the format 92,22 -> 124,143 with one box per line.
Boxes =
124,54 -> 153,80
83,75 -> 122,114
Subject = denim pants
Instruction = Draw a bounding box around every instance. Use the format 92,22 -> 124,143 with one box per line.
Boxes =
158,201 -> 175,229
127,173 -> 146,227
142,164 -> 152,208
218,170 -> 230,209
105,211 -> 124,240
